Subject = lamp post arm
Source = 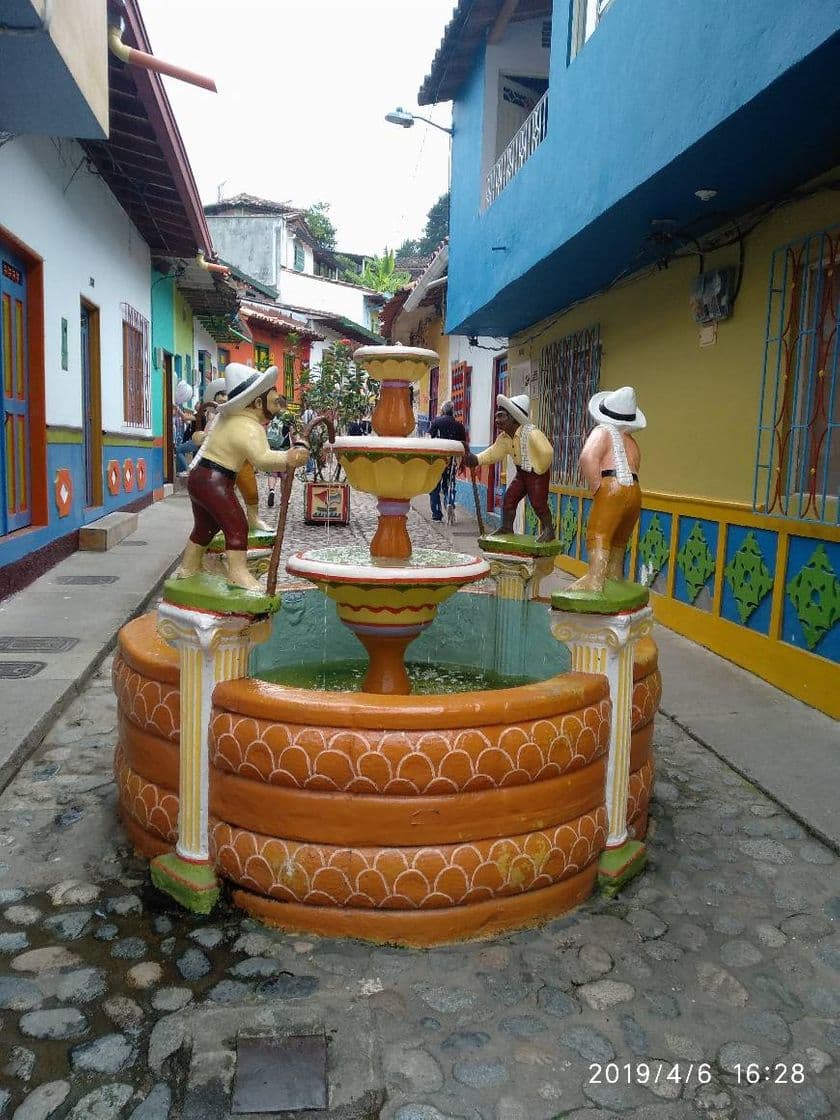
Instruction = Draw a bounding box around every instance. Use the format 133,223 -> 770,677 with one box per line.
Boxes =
411,114 -> 453,136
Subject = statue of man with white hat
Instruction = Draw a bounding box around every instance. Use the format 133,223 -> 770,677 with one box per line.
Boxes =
568,386 -> 646,593
177,363 -> 309,592
464,393 -> 555,542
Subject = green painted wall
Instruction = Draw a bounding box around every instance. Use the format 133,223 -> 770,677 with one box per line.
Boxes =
151,270 -> 175,438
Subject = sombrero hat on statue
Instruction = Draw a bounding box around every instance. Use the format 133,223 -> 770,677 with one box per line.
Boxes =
217,363 -> 278,415
496,393 -> 531,426
588,386 -> 646,431
202,377 -> 227,404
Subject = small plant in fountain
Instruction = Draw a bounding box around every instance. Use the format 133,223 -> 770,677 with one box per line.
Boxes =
297,340 -> 379,482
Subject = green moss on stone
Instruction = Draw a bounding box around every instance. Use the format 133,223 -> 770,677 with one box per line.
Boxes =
162,571 -> 281,616
552,580 -> 649,615
478,534 -> 564,558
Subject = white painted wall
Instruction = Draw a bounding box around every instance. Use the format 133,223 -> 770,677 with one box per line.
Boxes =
277,267 -> 378,323
192,319 -> 218,376
448,334 -> 505,448
206,214 -> 280,287
0,135 -> 152,432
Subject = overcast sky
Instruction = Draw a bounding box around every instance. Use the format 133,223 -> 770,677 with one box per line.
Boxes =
139,0 -> 456,256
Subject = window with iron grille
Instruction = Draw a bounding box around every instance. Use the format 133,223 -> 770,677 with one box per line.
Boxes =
754,225 -> 839,524
254,344 -> 271,371
451,361 -> 472,433
283,352 -> 295,399
293,242 -> 305,272
533,325 -> 601,486
121,303 -> 150,428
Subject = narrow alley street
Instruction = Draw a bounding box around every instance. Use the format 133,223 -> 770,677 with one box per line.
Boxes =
0,487 -> 837,1120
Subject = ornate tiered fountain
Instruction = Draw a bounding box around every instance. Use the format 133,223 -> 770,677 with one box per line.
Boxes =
287,346 -> 489,694
112,346 -> 660,944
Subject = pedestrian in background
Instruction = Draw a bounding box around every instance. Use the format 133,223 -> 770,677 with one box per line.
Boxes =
428,400 -> 467,523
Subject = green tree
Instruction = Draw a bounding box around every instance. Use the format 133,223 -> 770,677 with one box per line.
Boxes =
305,201 -> 337,251
418,191 -> 449,254
357,248 -> 411,294
397,237 -> 422,257
297,341 -> 379,481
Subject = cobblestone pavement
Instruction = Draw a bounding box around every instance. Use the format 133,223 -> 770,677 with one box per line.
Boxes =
0,484 -> 838,1120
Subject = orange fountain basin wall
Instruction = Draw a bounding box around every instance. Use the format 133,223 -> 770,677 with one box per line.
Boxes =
113,612 -> 659,945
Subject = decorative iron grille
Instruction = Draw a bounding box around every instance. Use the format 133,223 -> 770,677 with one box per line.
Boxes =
483,91 -> 548,210
121,303 -> 149,429
754,225 -> 839,524
533,325 -> 601,486
451,361 -> 473,432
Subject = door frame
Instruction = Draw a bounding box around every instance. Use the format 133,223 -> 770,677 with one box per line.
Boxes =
0,227 -> 46,536
80,298 -> 103,508
162,352 -> 174,484
488,352 -> 509,513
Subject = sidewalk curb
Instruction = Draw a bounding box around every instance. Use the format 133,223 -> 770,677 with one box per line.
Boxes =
0,551 -> 182,797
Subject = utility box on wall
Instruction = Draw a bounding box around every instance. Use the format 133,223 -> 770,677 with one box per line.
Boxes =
690,268 -> 737,325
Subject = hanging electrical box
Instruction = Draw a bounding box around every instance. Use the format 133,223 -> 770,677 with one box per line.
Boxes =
689,267 -> 737,325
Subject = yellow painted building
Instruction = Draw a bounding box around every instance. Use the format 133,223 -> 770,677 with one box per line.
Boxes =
509,180 -> 840,717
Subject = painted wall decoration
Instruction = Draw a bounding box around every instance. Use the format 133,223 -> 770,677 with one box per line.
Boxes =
123,459 -> 135,493
136,458 -> 146,490
106,459 -> 120,496
54,468 -> 72,517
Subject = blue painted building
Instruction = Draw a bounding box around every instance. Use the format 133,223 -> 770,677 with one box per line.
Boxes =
419,0 -> 840,715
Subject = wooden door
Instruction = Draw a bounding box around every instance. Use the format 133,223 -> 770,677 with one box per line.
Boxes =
81,301 -> 103,507
1,248 -> 31,533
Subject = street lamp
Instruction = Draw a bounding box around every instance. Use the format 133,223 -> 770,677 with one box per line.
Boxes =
385,107 -> 453,136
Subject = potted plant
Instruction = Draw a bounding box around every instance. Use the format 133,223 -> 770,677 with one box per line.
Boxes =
297,339 -> 379,525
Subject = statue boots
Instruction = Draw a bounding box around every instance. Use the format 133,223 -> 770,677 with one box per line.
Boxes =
176,541 -> 205,580
537,512 -> 555,543
225,550 -> 262,593
246,504 -> 272,534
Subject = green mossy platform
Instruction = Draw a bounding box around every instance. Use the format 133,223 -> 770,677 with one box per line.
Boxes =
162,570 -> 281,616
151,853 -> 220,914
206,528 -> 276,553
552,579 -> 649,615
478,533 -> 563,558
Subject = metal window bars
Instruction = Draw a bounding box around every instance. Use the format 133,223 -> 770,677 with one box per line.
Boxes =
533,325 -> 602,487
754,226 -> 839,524
121,303 -> 150,429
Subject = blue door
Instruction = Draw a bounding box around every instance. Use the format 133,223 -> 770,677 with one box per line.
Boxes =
0,248 -> 31,534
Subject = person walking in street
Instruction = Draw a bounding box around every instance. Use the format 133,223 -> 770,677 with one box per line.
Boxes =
428,400 -> 468,523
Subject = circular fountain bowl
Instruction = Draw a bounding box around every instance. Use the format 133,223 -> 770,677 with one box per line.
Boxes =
113,611 -> 660,946
286,546 -> 490,628
353,344 -> 438,383
332,436 -> 464,499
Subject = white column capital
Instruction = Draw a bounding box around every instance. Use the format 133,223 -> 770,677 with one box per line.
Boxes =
157,601 -> 270,656
550,604 -> 653,650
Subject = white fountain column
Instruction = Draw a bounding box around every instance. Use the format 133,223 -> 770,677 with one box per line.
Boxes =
550,603 -> 653,894
152,601 -> 271,912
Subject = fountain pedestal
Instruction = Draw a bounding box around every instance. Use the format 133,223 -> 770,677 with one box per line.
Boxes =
480,536 -> 563,677
152,593 -> 272,912
551,587 -> 652,896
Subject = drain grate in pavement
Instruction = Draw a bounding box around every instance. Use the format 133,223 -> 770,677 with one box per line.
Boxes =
0,636 -> 79,652
0,661 -> 46,679
55,575 -> 119,585
232,1035 -> 327,1113
119,539 -> 148,545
